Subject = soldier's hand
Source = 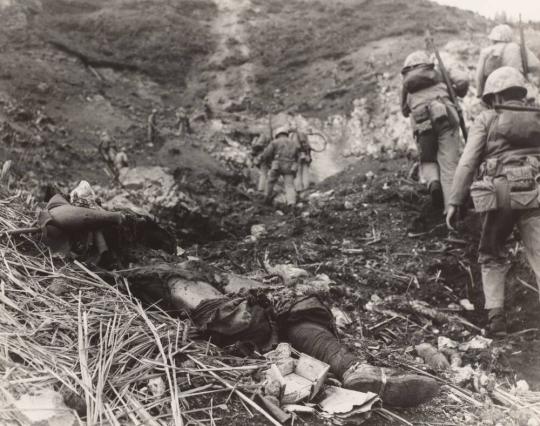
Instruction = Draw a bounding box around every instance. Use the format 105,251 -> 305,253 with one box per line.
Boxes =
446,204 -> 458,231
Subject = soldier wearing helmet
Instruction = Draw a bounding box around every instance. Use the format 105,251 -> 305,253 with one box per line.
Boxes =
447,66 -> 540,335
401,50 -> 469,213
260,122 -> 301,207
475,24 -> 540,99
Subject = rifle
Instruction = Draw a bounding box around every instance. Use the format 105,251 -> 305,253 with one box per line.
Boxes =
519,14 -> 529,79
425,30 -> 468,140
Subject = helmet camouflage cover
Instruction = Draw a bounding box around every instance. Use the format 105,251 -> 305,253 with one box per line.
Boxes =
488,24 -> 513,43
402,50 -> 433,70
273,125 -> 290,138
482,66 -> 527,102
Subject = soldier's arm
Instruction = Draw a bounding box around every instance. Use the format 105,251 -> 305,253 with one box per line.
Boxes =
526,46 -> 540,73
448,115 -> 489,206
475,50 -> 488,98
260,141 -> 276,163
400,85 -> 410,118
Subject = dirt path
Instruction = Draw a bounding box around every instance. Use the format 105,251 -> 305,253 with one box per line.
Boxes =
207,0 -> 254,107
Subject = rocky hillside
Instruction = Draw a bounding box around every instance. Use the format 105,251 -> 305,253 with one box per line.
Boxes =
1,0 -> 540,207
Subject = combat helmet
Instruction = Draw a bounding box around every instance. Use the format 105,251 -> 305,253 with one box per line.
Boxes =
488,24 -> 513,43
402,50 -> 433,74
482,66 -> 527,103
273,125 -> 290,138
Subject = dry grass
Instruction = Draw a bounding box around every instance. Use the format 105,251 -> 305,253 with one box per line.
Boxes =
0,187 -> 267,424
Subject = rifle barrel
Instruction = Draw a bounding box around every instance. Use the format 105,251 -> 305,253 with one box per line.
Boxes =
425,30 -> 468,140
493,104 -> 540,112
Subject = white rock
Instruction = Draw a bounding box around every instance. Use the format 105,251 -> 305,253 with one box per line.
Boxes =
516,379 -> 530,394
13,389 -> 77,426
250,224 -> 267,239
438,336 -> 458,351
459,336 -> 493,351
148,377 -> 166,397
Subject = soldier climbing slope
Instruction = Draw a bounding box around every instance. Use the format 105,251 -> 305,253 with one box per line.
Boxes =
147,108 -> 158,144
447,67 -> 540,335
291,129 -> 312,192
475,24 -> 540,101
261,124 -> 301,207
401,50 -> 469,212
251,130 -> 272,192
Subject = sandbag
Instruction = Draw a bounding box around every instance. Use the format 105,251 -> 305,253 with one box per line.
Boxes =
495,110 -> 540,147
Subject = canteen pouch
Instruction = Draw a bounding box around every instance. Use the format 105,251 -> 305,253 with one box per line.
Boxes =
470,179 -> 498,212
412,106 -> 437,162
428,100 -> 449,124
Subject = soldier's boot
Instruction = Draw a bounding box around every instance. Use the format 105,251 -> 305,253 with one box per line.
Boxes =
487,307 -> 507,336
429,180 -> 444,211
342,363 -> 439,407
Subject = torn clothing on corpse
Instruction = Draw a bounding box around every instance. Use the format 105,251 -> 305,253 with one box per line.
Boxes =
122,262 -> 335,353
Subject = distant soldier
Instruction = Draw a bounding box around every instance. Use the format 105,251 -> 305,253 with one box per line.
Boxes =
401,50 -> 469,212
261,125 -> 301,207
147,109 -> 158,144
475,24 -> 540,100
203,96 -> 213,120
175,107 -> 191,135
251,131 -> 271,192
98,131 -> 118,176
114,148 -> 129,172
292,130 -> 312,192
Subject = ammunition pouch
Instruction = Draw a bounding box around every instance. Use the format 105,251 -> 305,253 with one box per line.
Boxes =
473,155 -> 540,212
411,105 -> 437,163
271,159 -> 297,174
470,178 -> 498,213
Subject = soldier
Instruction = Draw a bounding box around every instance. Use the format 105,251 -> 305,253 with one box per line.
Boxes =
175,107 -> 192,135
261,125 -> 300,207
251,131 -> 271,192
475,24 -> 540,100
446,67 -> 540,335
98,131 -> 118,176
147,108 -> 158,144
292,130 -> 312,192
401,50 -> 469,212
114,148 -> 129,172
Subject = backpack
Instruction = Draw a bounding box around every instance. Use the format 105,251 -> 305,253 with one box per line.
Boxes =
403,66 -> 439,94
494,109 -> 540,147
483,44 -> 507,78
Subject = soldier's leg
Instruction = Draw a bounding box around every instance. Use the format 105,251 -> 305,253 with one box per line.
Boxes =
286,322 -> 439,407
301,163 -> 311,190
283,173 -> 297,206
478,201 -> 518,333
437,125 -> 461,212
294,163 -> 304,192
257,164 -> 269,192
265,168 -> 279,203
419,162 -> 443,209
518,209 -> 540,301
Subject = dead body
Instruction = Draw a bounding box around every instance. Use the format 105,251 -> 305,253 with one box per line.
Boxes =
38,192 -> 439,408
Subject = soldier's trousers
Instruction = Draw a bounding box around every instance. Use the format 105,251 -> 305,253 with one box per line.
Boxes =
257,164 -> 269,192
295,162 -> 310,192
479,207 -> 540,309
266,170 -> 297,206
419,112 -> 461,213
